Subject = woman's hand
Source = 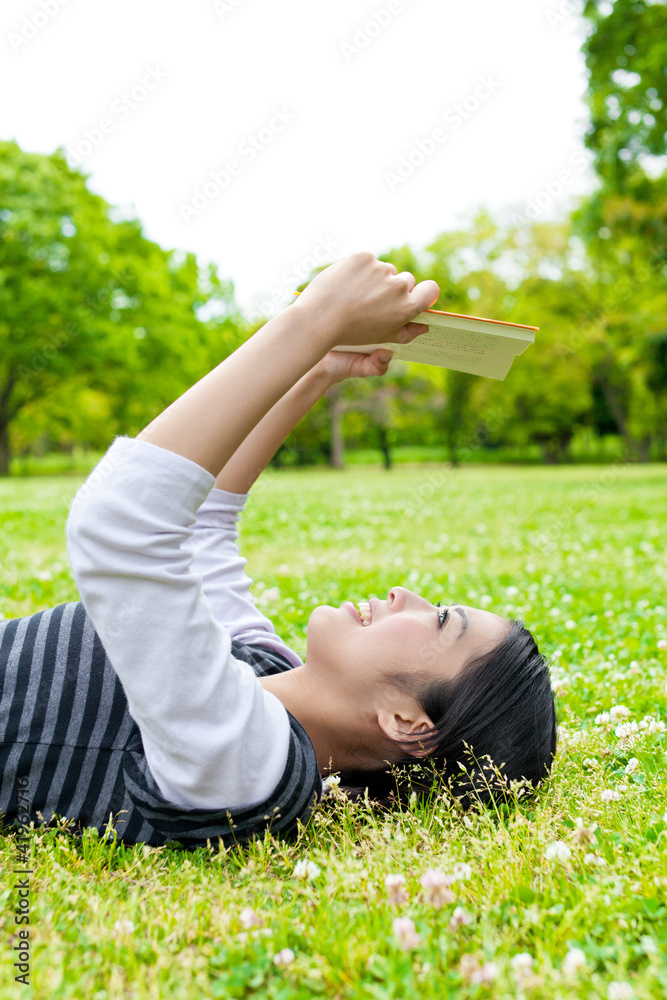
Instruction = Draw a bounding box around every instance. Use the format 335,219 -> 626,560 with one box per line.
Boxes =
313,348 -> 397,385
292,251 -> 440,349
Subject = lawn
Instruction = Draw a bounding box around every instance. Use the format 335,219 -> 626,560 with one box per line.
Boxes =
1,460 -> 666,999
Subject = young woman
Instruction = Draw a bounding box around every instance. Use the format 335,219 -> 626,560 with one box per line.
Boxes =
0,252 -> 556,850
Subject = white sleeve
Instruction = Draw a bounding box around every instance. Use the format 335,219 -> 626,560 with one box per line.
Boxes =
65,435 -> 291,811
188,489 -> 303,669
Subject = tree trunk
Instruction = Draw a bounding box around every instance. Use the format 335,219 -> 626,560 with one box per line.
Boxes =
596,357 -> 648,460
377,425 -> 392,470
0,373 -> 17,477
327,384 -> 346,469
0,418 -> 9,476
443,371 -> 472,468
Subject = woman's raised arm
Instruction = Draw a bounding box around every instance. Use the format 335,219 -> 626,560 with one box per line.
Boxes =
136,253 -> 439,476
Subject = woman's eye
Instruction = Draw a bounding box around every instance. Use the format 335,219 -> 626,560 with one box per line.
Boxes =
437,607 -> 449,630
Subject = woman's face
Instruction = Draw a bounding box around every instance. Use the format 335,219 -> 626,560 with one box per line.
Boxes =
305,585 -> 508,702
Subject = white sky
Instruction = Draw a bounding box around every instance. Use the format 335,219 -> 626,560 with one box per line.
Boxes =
1,0 -> 597,317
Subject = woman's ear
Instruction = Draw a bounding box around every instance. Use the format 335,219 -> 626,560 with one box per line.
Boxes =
377,709 -> 435,758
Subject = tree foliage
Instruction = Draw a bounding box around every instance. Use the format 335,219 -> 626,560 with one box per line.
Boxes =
0,141 -> 240,473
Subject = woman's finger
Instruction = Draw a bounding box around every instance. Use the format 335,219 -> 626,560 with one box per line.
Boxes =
395,271 -> 417,293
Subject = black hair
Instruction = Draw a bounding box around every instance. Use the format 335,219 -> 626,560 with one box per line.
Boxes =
336,619 -> 557,810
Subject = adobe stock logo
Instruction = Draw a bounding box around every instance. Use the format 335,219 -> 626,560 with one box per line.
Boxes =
178,107 -> 296,223
64,66 -> 169,167
247,236 -> 340,322
339,0 -> 421,63
7,0 -> 73,52
384,75 -> 501,191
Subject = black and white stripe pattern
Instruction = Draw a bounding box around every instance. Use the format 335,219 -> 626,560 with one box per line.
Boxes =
0,602 -> 322,850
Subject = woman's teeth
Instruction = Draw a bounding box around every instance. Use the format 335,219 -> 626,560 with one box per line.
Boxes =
357,601 -> 371,626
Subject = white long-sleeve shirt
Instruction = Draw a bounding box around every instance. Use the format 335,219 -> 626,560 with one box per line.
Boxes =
66,435 -> 304,811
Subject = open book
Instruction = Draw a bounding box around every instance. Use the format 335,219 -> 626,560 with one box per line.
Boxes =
294,294 -> 537,380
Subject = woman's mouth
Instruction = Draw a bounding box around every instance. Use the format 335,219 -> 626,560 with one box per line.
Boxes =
342,601 -> 372,625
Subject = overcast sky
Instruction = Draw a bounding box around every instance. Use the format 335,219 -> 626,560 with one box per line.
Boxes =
1,0 -> 598,317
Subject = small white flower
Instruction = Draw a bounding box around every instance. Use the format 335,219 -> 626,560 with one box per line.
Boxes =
608,983 -> 634,1000
610,705 -> 631,721
420,869 -> 456,909
595,712 -> 611,726
273,948 -> 295,967
293,858 -> 320,880
385,873 -> 409,905
657,639 -> 667,651
323,774 -> 340,788
453,861 -> 472,881
583,852 -> 607,867
392,916 -> 421,950
471,961 -> 499,984
649,720 -> 665,733
545,840 -> 571,862
239,907 -> 260,929
601,789 -> 621,802
563,947 -> 587,975
449,906 -> 472,929
511,952 -> 534,973
615,721 -> 639,739
583,757 -> 598,769
572,818 -> 598,845
617,782 -> 628,792
113,919 -> 135,935
565,619 -> 576,630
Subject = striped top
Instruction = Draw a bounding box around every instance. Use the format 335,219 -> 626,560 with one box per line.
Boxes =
0,601 -> 322,849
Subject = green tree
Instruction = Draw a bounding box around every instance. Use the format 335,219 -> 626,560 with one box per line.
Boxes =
573,0 -> 667,458
0,141 -> 239,474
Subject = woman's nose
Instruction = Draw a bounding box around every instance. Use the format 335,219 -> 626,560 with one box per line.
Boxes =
387,587 -> 431,612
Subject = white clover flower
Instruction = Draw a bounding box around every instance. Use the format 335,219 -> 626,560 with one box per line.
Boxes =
610,705 -> 631,721
615,721 -> 639,739
511,953 -> 534,973
273,948 -> 295,967
113,919 -> 135,935
449,906 -> 472,929
562,947 -> 587,976
595,712 -> 611,726
572,818 -> 598,845
565,619 -> 576,630
392,916 -> 421,950
420,869 -> 456,909
657,639 -> 667,651
608,983 -> 634,1000
239,907 -> 260,929
617,783 -> 628,793
545,840 -> 571,862
323,774 -> 341,788
385,873 -> 409,905
293,858 -> 321,880
453,861 -> 472,881
601,789 -> 621,802
583,757 -> 598,769
649,720 -> 665,733
471,961 -> 499,984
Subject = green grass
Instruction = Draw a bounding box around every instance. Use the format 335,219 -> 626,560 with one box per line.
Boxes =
1,461 -> 666,999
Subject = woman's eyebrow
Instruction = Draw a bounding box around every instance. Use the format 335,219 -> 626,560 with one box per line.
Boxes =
452,606 -> 470,636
